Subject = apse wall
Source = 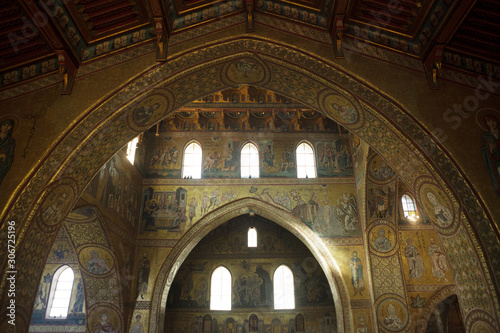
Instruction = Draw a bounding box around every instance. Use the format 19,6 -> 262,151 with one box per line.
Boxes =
164,215 -> 337,332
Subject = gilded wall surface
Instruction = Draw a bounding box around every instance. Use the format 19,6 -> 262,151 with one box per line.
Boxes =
165,216 -> 336,332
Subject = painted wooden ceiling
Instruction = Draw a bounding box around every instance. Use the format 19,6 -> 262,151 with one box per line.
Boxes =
0,0 -> 497,90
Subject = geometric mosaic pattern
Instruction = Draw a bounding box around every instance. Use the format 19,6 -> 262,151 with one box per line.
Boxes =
83,274 -> 120,308
371,254 -> 405,299
65,218 -> 108,248
441,225 -> 494,316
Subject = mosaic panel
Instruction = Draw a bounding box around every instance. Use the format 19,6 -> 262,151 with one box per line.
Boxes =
65,219 -> 108,248
441,225 -> 493,315
371,254 -> 405,299
83,275 -> 120,308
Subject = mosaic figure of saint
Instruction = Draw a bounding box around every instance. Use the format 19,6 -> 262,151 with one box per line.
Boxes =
426,192 -> 452,227
427,238 -> 449,282
134,102 -> 160,125
383,304 -> 403,329
350,251 -> 364,296
136,253 -> 151,299
87,250 -> 110,274
72,278 -> 84,313
374,228 -> 391,252
42,192 -> 69,225
130,314 -> 144,333
404,238 -> 425,282
480,114 -> 500,198
94,312 -> 115,333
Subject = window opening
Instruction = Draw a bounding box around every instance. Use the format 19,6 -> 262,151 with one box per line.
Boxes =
296,142 -> 316,178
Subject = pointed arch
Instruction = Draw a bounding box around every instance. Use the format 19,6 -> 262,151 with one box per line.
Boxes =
210,266 -> 232,311
247,227 -> 257,247
45,266 -> 74,319
273,265 -> 295,310
401,193 -> 418,220
295,140 -> 316,178
154,197 -> 351,332
240,141 -> 259,178
182,140 -> 203,179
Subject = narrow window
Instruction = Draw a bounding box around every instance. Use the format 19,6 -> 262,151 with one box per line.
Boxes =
210,266 -> 232,310
295,314 -> 305,332
126,136 -> 139,164
183,141 -> 203,179
46,266 -> 75,319
241,142 -> 259,178
401,194 -> 418,220
249,314 -> 259,332
296,142 -> 316,178
273,265 -> 295,310
203,314 -> 212,333
248,227 -> 257,247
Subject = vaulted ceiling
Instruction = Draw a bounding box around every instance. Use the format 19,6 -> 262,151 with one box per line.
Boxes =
1,0 -> 498,91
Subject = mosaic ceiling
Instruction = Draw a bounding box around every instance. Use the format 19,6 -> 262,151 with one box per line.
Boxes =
0,0 -> 498,90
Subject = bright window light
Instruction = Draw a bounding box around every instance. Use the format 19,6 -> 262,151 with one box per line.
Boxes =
248,228 -> 257,247
296,142 -> 316,178
241,143 -> 259,178
46,266 -> 74,319
126,136 -> 139,164
274,265 -> 295,310
183,142 -> 203,179
401,194 -> 418,219
210,266 -> 232,310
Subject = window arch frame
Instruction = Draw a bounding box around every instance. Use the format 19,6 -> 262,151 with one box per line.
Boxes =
182,140 -> 203,179
273,264 -> 295,310
295,141 -> 317,179
295,314 -> 305,332
249,314 -> 259,332
210,265 -> 232,311
240,141 -> 260,179
45,265 -> 75,319
248,227 -> 257,248
126,136 -> 140,165
401,193 -> 419,220
203,314 -> 213,333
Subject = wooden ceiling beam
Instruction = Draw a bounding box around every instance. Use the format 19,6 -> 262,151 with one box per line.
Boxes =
146,0 -> 170,33
430,0 -> 477,46
328,0 -> 351,59
18,0 -> 78,94
421,0 -> 476,89
146,0 -> 170,61
18,0 -> 71,56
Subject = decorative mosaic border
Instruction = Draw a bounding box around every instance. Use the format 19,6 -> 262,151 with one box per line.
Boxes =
142,177 -> 355,186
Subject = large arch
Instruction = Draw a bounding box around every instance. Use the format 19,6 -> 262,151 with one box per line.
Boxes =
0,36 -> 498,330
153,197 -> 350,332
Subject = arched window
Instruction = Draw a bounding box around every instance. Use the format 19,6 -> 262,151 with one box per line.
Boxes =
210,266 -> 232,310
183,141 -> 203,179
401,194 -> 418,220
273,265 -> 295,310
203,314 -> 212,333
248,227 -> 257,247
241,142 -> 259,178
295,314 -> 305,332
296,142 -> 316,178
46,266 -> 75,319
249,314 -> 259,332
126,136 -> 139,164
